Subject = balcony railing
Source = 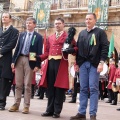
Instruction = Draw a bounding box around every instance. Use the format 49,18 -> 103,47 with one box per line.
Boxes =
9,0 -> 120,12
51,0 -> 120,10
110,0 -> 120,6
51,0 -> 88,10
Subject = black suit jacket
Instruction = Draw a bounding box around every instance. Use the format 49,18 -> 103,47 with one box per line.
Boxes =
12,31 -> 43,69
76,27 -> 109,67
0,25 -> 19,79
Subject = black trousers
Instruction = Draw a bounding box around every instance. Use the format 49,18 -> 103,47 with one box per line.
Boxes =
31,84 -> 35,97
113,92 -> 118,104
99,81 -> 104,100
0,78 -> 11,107
12,84 -> 16,96
71,74 -> 80,101
46,59 -> 65,114
38,87 -> 47,99
107,89 -> 114,102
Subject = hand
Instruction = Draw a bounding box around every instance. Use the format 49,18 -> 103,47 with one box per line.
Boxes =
33,67 -> 39,72
64,48 -> 75,54
97,63 -> 103,73
74,65 -> 79,72
34,55 -> 41,61
11,63 -> 15,69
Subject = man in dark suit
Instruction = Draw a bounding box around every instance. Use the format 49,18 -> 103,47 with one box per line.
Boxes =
9,17 -> 43,114
0,12 -> 19,110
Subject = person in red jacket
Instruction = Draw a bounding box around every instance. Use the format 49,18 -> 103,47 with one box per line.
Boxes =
112,60 -> 120,109
68,63 -> 80,103
36,17 -> 77,118
106,58 -> 116,104
37,60 -> 47,99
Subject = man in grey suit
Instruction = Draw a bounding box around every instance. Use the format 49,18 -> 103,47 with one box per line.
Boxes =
9,17 -> 43,114
0,12 -> 19,110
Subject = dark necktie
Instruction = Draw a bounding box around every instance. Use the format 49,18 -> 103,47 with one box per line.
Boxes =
3,28 -> 7,32
24,33 -> 31,55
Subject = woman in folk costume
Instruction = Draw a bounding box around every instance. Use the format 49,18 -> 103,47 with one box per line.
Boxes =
106,58 -> 116,104
99,63 -> 108,100
37,60 -> 48,99
112,60 -> 120,107
68,63 -> 80,103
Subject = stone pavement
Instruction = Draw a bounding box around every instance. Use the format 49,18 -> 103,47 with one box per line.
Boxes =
0,93 -> 120,120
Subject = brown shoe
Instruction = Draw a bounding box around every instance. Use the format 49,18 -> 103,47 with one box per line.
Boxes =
8,103 -> 19,112
90,115 -> 96,120
70,113 -> 86,120
22,107 -> 29,114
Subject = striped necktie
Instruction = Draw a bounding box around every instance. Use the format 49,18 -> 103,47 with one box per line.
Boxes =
56,32 -> 60,39
24,33 -> 31,55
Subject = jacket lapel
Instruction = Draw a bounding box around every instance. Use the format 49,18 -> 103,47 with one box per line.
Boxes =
56,31 -> 67,43
20,32 -> 27,50
0,25 -> 13,37
3,25 -> 13,34
0,28 -> 2,36
30,31 -> 36,46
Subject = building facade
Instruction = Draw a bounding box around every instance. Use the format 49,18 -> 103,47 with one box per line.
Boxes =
5,0 -> 119,53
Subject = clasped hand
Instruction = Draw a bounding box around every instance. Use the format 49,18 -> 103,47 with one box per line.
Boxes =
34,55 -> 41,61
63,48 -> 75,54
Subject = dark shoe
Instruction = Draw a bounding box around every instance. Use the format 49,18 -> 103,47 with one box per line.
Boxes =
0,106 -> 5,110
105,100 -> 112,103
101,97 -> 104,100
41,112 -> 53,117
116,108 -> 120,111
37,97 -> 43,100
110,102 -> 117,105
39,97 -> 44,99
90,115 -> 96,120
70,113 -> 86,120
53,113 -> 60,118
31,96 -> 34,99
68,100 -> 76,103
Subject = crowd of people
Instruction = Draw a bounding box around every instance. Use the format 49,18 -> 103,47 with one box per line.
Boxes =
101,58 -> 120,111
0,11 -> 120,120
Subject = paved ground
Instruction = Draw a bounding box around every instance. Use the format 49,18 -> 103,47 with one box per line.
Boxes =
0,92 -> 120,120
